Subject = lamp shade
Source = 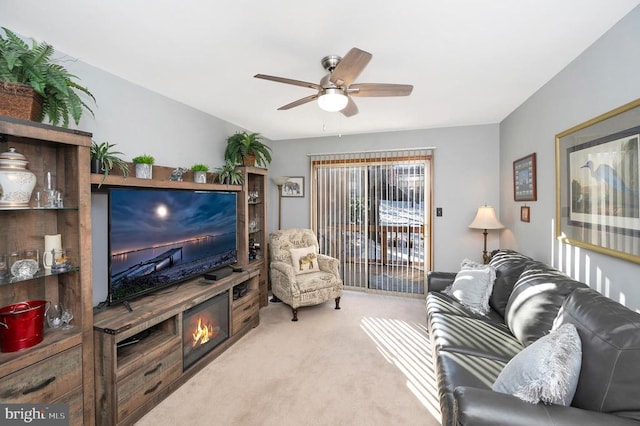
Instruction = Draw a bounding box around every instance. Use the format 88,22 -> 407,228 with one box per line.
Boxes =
272,176 -> 289,186
317,88 -> 348,112
469,205 -> 504,230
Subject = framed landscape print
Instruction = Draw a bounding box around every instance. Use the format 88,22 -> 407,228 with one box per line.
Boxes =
513,153 -> 537,201
556,98 -> 640,263
521,206 -> 530,223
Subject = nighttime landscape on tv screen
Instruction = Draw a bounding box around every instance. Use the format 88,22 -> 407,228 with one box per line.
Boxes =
108,189 -> 237,304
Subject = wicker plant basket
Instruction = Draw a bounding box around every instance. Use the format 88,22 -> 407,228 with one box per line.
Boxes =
0,83 -> 43,122
241,154 -> 256,167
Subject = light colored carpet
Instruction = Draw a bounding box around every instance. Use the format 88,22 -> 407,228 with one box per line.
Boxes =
136,290 -> 442,426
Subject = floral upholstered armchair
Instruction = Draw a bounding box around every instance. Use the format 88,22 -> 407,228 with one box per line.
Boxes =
269,228 -> 343,321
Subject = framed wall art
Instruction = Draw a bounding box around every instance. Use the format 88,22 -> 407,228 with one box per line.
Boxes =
513,153 -> 537,201
556,98 -> 640,263
520,206 -> 530,223
282,176 -> 304,197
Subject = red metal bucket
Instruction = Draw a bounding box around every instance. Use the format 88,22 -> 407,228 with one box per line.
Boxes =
0,300 -> 47,352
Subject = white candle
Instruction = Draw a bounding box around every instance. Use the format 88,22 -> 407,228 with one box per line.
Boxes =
46,171 -> 52,190
43,234 -> 62,270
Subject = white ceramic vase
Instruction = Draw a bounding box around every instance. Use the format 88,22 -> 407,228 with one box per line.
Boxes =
0,147 -> 37,207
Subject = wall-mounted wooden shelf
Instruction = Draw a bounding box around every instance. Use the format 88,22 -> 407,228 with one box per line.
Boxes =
91,173 -> 241,192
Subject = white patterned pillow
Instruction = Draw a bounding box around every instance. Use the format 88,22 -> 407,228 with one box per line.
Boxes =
444,262 -> 496,315
492,323 -> 582,405
289,246 -> 319,275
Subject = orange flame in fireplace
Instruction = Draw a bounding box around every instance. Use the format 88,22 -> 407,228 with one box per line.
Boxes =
192,317 -> 217,347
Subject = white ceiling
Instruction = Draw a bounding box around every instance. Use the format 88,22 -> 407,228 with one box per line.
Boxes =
1,1 -> 639,141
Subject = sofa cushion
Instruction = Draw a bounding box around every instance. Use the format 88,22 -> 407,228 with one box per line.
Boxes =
429,312 -> 523,362
554,287 -> 640,421
504,261 -> 587,346
492,323 -> 582,406
487,249 -> 534,318
426,292 -> 504,323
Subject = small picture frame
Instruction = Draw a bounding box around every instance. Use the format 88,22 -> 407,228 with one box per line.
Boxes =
520,206 -> 530,223
281,176 -> 304,197
513,153 -> 537,201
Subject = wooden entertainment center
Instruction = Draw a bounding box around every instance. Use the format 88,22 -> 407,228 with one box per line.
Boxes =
0,115 -> 268,425
91,165 -> 268,425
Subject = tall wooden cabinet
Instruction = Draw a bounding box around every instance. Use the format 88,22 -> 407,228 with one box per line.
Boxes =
0,116 -> 94,425
237,166 -> 268,307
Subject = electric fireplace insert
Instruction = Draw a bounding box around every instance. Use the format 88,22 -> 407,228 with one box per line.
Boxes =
182,291 -> 229,370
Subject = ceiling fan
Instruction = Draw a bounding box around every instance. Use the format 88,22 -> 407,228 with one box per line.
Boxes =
254,47 -> 413,117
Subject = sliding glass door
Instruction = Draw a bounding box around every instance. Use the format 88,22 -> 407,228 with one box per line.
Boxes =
311,150 -> 431,295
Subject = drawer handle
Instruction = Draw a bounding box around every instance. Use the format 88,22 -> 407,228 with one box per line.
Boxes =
22,376 -> 56,395
144,381 -> 162,395
242,304 -> 252,312
144,363 -> 162,376
243,316 -> 251,324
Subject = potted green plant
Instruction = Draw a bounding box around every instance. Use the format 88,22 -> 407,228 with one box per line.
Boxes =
90,141 -> 129,186
224,132 -> 272,168
215,160 -> 244,185
132,154 -> 155,179
191,164 -> 209,183
0,27 -> 95,127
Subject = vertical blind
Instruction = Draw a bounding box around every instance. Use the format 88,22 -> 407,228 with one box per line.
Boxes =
310,149 -> 432,295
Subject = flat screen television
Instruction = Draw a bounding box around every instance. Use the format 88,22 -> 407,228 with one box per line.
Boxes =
107,188 -> 237,305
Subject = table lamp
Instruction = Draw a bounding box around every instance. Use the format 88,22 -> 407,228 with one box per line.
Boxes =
468,205 -> 504,264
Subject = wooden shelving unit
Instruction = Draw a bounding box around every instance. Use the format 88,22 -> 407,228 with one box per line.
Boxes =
90,164 -> 265,425
237,167 -> 269,307
0,115 -> 94,426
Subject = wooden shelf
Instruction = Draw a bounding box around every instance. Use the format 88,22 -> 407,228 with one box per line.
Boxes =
91,173 -> 241,192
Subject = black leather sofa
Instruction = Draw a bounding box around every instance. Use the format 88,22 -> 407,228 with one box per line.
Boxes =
427,249 -> 640,426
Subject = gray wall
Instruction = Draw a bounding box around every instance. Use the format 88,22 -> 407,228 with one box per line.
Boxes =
500,6 -> 640,311
268,125 -> 501,272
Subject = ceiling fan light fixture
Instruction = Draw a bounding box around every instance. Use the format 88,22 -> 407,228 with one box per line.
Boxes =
317,88 -> 348,112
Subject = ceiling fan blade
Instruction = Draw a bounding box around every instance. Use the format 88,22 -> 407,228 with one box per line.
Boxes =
278,94 -> 319,110
348,83 -> 413,97
341,97 -> 358,117
254,74 -> 322,91
330,48 -> 372,87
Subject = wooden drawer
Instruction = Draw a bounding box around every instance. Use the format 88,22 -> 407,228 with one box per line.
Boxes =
0,345 -> 82,403
232,291 -> 259,335
54,387 -> 83,426
117,342 -> 182,422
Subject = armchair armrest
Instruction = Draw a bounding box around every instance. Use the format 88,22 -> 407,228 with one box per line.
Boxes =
427,271 -> 457,292
270,260 -> 300,298
317,253 -> 340,277
454,387 -> 639,426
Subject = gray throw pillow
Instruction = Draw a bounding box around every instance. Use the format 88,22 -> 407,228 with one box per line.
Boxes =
444,261 -> 495,315
492,323 -> 582,405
